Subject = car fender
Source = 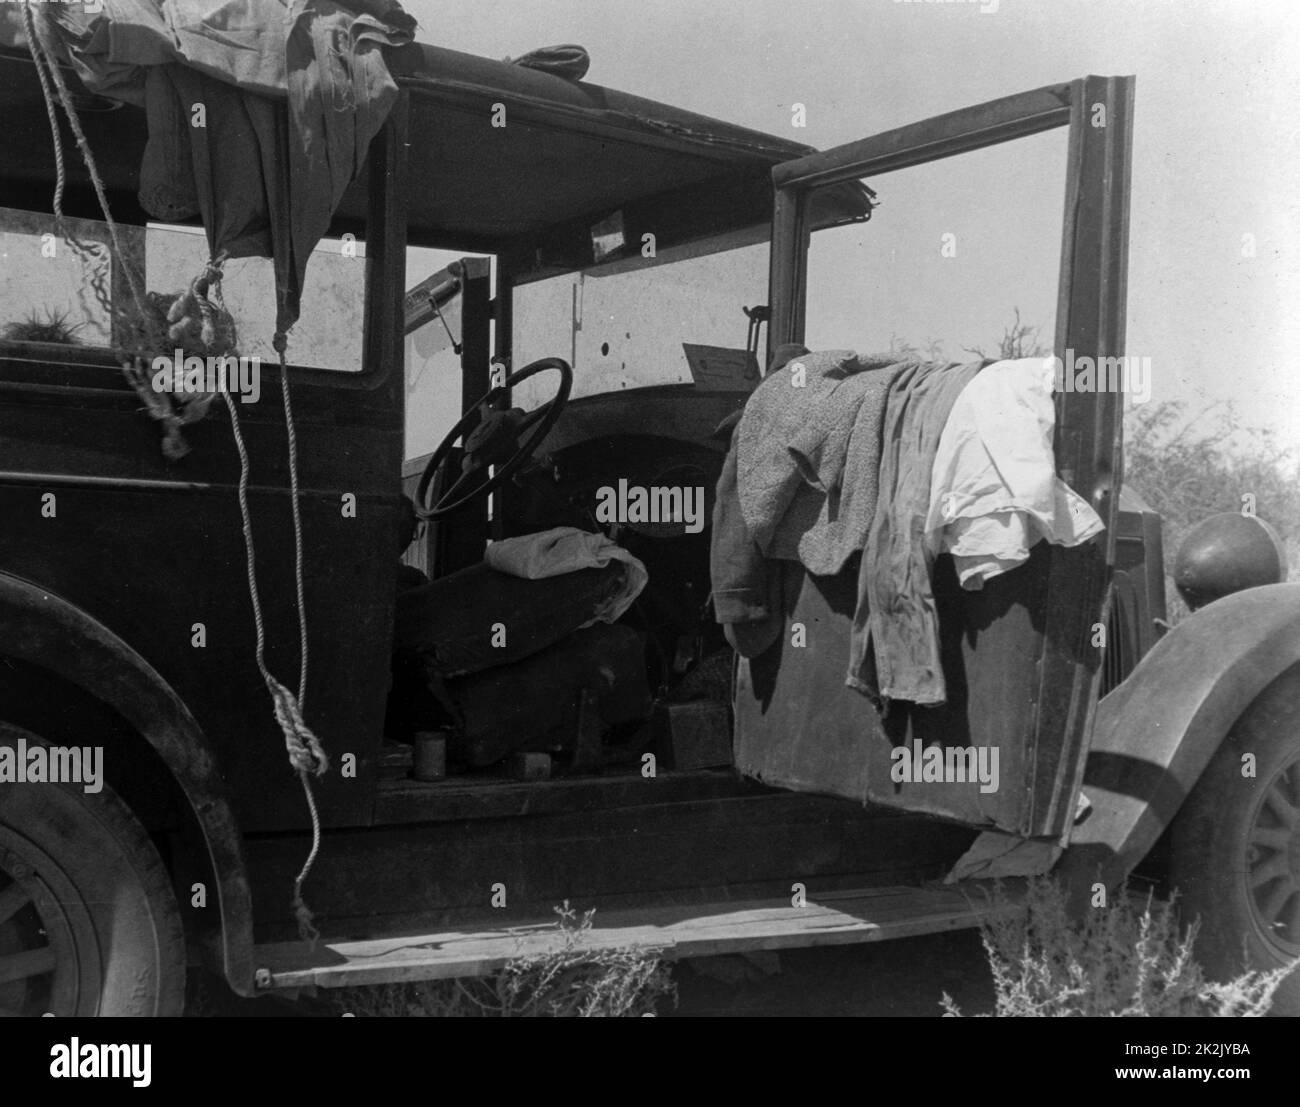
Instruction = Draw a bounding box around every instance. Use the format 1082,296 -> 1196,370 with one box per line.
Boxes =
0,571 -> 255,994
1057,581 -> 1300,891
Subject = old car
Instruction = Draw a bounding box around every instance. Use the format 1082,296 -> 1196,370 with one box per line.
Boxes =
1,26 -> 1296,1017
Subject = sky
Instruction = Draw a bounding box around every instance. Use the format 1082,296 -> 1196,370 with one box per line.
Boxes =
401,0 -> 1300,454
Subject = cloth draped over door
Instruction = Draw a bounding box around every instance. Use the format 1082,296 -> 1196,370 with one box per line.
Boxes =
923,356 -> 1105,590
735,348 -> 906,576
41,0 -> 416,334
847,358 -> 988,707
711,345 -> 906,659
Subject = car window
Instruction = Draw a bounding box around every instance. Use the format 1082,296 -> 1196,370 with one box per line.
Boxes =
0,206 -> 367,374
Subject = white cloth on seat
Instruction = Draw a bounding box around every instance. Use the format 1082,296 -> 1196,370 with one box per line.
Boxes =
924,357 -> 1104,589
485,526 -> 648,625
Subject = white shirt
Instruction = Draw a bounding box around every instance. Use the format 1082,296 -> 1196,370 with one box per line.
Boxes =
924,357 -> 1104,589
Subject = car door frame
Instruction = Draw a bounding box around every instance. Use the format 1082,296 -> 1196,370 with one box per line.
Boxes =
764,76 -> 1136,839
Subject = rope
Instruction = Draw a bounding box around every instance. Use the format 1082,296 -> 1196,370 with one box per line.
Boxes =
24,5 -> 147,316
273,334 -> 322,937
275,333 -> 311,702
24,4 -> 64,219
26,4 -> 328,944
23,4 -> 113,323
222,376 -> 327,944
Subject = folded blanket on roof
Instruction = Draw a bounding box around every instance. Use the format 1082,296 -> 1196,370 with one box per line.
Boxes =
40,0 -> 416,334
735,347 -> 905,577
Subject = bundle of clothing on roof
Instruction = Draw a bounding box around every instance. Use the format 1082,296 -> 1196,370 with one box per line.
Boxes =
36,0 -> 417,335
710,343 -> 1103,708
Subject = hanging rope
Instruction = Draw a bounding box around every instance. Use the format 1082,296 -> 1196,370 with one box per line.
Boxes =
24,4 -> 147,314
222,366 -> 327,943
22,4 -> 114,323
26,3 -> 327,943
24,5 -> 191,454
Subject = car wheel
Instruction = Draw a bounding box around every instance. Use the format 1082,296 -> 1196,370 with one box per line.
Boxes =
0,722 -> 186,1016
1168,663 -> 1300,1015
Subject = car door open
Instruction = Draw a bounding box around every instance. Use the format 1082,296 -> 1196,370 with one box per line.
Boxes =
735,77 -> 1136,842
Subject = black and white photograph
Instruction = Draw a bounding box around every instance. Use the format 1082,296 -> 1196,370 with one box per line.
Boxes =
0,0 -> 1297,1069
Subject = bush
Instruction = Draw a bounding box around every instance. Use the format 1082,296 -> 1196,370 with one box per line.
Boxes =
2,308 -> 83,344
1124,399 -> 1300,625
942,878 -> 1295,1017
332,903 -> 677,1018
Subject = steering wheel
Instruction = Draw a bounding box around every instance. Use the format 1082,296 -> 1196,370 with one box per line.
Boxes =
415,357 -> 573,520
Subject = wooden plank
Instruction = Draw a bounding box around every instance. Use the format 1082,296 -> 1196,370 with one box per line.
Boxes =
771,83 -> 1072,191
361,87 -> 408,392
767,185 -> 809,355
372,767 -> 773,824
255,884 -> 997,989
1030,75 -> 1136,836
244,793 -> 976,941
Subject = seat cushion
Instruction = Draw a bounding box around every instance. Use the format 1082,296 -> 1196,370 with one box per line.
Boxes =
393,559 -> 630,677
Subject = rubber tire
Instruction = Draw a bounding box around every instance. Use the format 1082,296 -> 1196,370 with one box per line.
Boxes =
0,723 -> 186,1016
1168,664 -> 1300,1016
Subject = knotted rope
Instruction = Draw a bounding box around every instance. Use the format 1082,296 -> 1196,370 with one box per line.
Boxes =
222,337 -> 327,944
26,4 -> 203,458
26,2 -> 328,944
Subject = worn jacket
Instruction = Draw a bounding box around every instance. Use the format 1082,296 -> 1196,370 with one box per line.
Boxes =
848,359 -> 988,706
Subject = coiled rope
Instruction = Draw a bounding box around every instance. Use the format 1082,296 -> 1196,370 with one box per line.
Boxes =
25,3 -> 328,943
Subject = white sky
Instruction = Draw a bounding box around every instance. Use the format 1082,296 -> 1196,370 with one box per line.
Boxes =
403,0 -> 1300,452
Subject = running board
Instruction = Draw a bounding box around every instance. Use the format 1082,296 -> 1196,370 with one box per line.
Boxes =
254,885 -> 997,990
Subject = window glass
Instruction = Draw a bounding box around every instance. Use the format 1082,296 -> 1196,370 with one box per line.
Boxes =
0,207 -> 114,347
512,234 -> 770,410
403,248 -> 487,463
146,224 -> 366,372
0,206 -> 366,373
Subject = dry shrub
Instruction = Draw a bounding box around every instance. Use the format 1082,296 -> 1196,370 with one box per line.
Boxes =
2,308 -> 83,344
943,877 -> 1296,1017
333,903 -> 677,1018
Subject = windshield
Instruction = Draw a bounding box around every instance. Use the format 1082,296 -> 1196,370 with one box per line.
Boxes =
511,234 -> 769,411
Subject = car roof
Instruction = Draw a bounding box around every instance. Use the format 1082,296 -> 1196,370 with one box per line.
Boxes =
0,42 -> 873,279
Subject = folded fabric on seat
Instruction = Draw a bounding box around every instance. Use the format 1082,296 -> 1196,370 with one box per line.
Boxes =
484,526 -> 648,627
394,558 -> 632,677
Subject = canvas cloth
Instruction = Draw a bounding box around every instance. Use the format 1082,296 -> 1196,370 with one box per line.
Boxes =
41,0 -> 415,333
